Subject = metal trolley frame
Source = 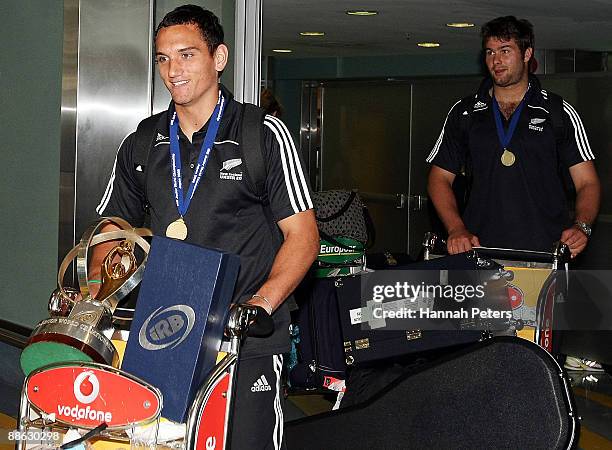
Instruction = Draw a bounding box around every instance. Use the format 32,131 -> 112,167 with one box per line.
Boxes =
17,304 -> 259,450
422,232 -> 571,352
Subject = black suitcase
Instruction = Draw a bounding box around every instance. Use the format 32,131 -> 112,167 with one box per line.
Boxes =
337,253 -> 510,366
286,337 -> 579,450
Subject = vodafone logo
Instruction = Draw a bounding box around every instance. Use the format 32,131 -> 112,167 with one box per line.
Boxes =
27,366 -> 160,428
57,370 -> 113,423
73,371 -> 100,404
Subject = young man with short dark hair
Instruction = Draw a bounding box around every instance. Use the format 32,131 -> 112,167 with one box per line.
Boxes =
95,5 -> 319,448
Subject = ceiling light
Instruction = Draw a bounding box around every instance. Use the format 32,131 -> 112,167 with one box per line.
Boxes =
272,49 -> 292,53
417,42 -> 440,48
300,31 -> 325,36
346,10 -> 378,16
446,22 -> 475,28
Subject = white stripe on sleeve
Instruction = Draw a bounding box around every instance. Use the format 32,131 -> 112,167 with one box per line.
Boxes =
266,115 -> 313,209
264,116 -> 313,213
96,132 -> 131,215
562,100 -> 595,161
426,99 -> 462,163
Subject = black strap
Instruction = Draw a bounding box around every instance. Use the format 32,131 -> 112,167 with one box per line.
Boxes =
547,92 -> 565,143
547,92 -> 576,203
239,103 -> 267,200
363,204 -> 376,248
457,96 -> 475,210
60,423 -> 108,449
133,112 -> 165,206
315,190 -> 375,249
239,103 -> 285,247
316,190 -> 357,222
134,113 -> 163,168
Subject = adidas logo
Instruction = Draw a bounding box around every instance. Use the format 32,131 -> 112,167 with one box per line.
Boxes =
474,100 -> 487,109
251,375 -> 272,392
156,133 -> 168,142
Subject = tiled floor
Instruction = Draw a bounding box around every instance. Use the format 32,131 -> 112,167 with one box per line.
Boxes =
567,371 -> 612,449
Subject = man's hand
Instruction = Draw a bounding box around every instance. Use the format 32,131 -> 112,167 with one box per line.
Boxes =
447,227 -> 480,255
428,166 -> 478,255
248,210 -> 319,313
560,225 -> 588,258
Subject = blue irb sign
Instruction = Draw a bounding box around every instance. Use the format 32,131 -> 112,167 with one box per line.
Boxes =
122,236 -> 240,423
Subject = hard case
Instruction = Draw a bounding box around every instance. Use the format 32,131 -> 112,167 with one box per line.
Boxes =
336,253 -> 509,365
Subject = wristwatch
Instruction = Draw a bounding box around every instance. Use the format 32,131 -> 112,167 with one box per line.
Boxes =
574,221 -> 592,237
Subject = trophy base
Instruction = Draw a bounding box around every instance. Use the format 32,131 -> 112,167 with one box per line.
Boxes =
21,317 -> 120,375
20,341 -> 93,376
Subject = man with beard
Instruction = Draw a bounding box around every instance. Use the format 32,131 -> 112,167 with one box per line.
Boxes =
426,16 -> 602,371
426,16 -> 600,257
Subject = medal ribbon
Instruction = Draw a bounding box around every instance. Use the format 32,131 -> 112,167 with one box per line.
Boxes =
491,94 -> 526,151
169,92 -> 225,217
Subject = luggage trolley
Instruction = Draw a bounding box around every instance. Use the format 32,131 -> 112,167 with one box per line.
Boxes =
16,303 -> 264,450
422,232 -> 571,353
17,217 -> 273,449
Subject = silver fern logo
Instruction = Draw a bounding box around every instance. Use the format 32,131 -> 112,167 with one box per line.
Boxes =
221,158 -> 242,171
220,158 -> 243,181
529,117 -> 545,132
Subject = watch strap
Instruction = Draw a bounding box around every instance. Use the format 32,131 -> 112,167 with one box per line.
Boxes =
574,221 -> 592,236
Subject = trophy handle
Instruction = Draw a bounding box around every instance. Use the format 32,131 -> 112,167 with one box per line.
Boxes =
56,217 -> 152,313
96,240 -> 139,306
23,218 -> 153,376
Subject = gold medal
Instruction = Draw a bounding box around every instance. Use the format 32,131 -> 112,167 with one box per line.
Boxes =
501,148 -> 516,167
166,217 -> 188,240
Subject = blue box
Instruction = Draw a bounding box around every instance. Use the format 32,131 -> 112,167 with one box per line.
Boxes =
122,236 -> 239,422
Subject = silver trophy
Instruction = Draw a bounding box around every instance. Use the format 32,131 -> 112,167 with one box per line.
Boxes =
20,217 -> 152,375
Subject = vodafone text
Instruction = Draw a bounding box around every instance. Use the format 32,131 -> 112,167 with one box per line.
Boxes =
57,404 -> 112,423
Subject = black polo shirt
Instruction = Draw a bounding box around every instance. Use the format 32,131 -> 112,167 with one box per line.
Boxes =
426,75 -> 595,252
97,84 -> 314,357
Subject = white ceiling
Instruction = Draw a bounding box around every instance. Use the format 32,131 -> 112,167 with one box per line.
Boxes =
262,0 -> 612,58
